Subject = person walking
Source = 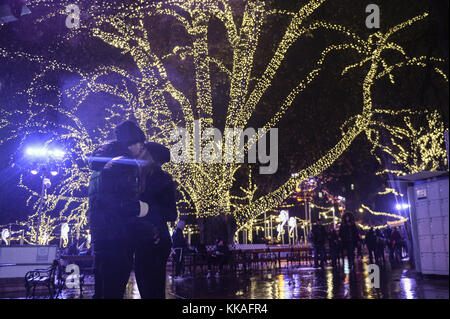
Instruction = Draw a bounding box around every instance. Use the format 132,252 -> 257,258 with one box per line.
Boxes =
337,233 -> 345,266
88,120 -> 149,299
365,227 -> 377,264
327,226 -> 339,268
311,218 -> 327,268
375,229 -> 386,265
172,219 -> 188,279
338,212 -> 359,272
390,227 -> 403,263
385,227 -> 395,263
356,229 -> 364,260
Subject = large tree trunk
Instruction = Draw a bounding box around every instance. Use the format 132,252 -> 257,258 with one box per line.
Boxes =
198,214 -> 236,246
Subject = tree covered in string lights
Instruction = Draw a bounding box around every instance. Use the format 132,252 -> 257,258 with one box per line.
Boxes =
0,0 -> 448,245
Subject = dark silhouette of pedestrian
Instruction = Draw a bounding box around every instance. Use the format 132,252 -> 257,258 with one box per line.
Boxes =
357,229 -> 364,259
375,229 -> 386,265
365,227 -> 377,264
384,227 -> 395,263
338,212 -> 359,272
390,227 -> 403,263
172,220 -> 188,279
327,226 -> 339,268
311,219 -> 327,268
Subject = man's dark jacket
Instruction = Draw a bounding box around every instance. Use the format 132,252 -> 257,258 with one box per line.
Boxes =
87,141 -> 141,242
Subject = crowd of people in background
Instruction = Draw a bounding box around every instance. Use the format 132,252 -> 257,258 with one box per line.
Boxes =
170,212 -> 409,281
311,212 -> 408,271
81,121 -> 410,290
171,223 -> 231,280
85,138 -> 409,295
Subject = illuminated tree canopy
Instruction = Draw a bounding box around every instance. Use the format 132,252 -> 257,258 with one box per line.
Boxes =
0,0 -> 447,244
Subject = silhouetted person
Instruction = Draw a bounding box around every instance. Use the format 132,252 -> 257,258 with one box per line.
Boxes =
384,228 -> 395,263
365,227 -> 377,264
327,226 -> 339,268
311,219 -> 327,268
338,212 -> 359,272
390,227 -> 403,263
375,229 -> 386,265
172,220 -> 188,279
356,229 -> 364,259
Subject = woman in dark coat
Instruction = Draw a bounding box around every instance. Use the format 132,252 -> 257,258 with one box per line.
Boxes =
88,120 -> 148,299
132,142 -> 177,299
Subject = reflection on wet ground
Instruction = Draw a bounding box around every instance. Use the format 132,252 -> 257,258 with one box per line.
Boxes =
167,260 -> 448,299
3,258 -> 448,299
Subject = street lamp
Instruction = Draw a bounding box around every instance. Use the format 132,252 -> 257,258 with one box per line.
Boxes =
25,146 -> 66,244
395,203 -> 410,211
50,164 -> 59,176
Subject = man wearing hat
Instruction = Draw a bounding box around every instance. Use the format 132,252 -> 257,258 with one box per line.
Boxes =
88,120 -> 149,298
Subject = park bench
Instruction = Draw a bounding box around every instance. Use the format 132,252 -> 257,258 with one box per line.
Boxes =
24,259 -> 61,299
263,246 -> 314,268
232,250 -> 252,272
170,246 -> 315,277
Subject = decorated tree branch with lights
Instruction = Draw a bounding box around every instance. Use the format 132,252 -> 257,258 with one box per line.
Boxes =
0,0 -> 448,245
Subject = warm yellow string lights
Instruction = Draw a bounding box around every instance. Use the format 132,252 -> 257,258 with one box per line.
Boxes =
0,1 -> 447,244
357,205 -> 408,230
378,187 -> 404,197
342,108 -> 448,176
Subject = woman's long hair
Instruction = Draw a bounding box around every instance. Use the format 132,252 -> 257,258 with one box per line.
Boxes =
138,142 -> 170,194
137,148 -> 158,194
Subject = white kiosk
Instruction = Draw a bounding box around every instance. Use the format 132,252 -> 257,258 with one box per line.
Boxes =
0,245 -> 57,279
403,172 -> 449,276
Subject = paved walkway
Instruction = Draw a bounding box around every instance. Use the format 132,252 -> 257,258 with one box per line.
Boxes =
166,259 -> 449,299
2,258 -> 448,299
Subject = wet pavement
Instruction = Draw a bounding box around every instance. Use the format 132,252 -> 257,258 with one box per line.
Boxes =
2,257 -> 447,299
166,259 -> 449,299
